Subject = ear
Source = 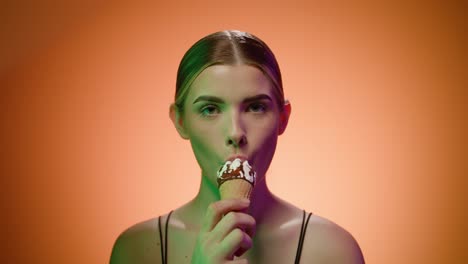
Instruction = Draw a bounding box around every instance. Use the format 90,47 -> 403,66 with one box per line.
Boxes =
278,100 -> 291,135
169,103 -> 189,139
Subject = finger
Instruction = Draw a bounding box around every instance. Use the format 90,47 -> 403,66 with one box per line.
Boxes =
219,228 -> 253,259
234,245 -> 249,258
211,211 -> 256,241
201,199 -> 250,232
227,259 -> 249,264
233,230 -> 252,257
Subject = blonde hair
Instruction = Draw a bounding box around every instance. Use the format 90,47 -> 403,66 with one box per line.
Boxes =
175,30 -> 285,114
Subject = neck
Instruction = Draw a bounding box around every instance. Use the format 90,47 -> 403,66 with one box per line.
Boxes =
182,173 -> 281,231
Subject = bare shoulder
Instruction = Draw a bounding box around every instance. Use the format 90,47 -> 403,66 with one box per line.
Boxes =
301,214 -> 365,263
110,215 -> 166,264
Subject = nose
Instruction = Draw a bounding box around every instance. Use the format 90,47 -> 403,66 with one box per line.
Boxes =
226,111 -> 247,148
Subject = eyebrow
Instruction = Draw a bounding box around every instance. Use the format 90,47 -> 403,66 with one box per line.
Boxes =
193,94 -> 273,104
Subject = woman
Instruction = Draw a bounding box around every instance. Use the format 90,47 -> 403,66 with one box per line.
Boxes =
110,30 -> 365,264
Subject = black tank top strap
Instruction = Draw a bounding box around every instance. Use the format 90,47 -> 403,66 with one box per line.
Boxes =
294,210 -> 312,264
158,210 -> 173,264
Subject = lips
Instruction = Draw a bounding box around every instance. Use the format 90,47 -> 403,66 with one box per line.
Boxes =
226,154 -> 249,162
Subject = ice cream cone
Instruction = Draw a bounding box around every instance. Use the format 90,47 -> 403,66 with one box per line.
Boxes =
219,178 -> 254,200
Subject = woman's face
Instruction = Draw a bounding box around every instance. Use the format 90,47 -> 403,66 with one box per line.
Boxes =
171,64 -> 290,186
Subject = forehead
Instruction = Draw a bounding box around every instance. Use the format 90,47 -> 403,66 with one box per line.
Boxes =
187,65 -> 273,102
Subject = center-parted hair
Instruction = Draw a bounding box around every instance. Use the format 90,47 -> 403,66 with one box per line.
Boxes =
175,30 -> 285,113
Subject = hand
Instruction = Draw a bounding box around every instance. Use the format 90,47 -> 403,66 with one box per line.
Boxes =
191,198 -> 256,264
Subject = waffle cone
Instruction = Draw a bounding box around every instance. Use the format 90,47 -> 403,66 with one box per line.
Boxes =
219,179 -> 253,200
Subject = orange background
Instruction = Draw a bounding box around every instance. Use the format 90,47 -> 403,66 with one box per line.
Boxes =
1,0 -> 466,263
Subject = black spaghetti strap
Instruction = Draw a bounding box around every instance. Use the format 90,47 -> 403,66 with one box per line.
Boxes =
158,211 -> 174,264
294,210 -> 312,264
294,210 -> 306,264
165,211 -> 173,264
158,216 -> 164,264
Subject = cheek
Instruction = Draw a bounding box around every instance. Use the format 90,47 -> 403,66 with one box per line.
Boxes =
251,116 -> 278,144
256,127 -> 278,158
188,120 -> 222,149
252,135 -> 278,180
186,120 -> 223,171
250,118 -> 279,171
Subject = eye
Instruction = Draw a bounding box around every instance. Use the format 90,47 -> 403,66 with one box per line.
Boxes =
199,104 -> 220,117
248,103 -> 267,113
